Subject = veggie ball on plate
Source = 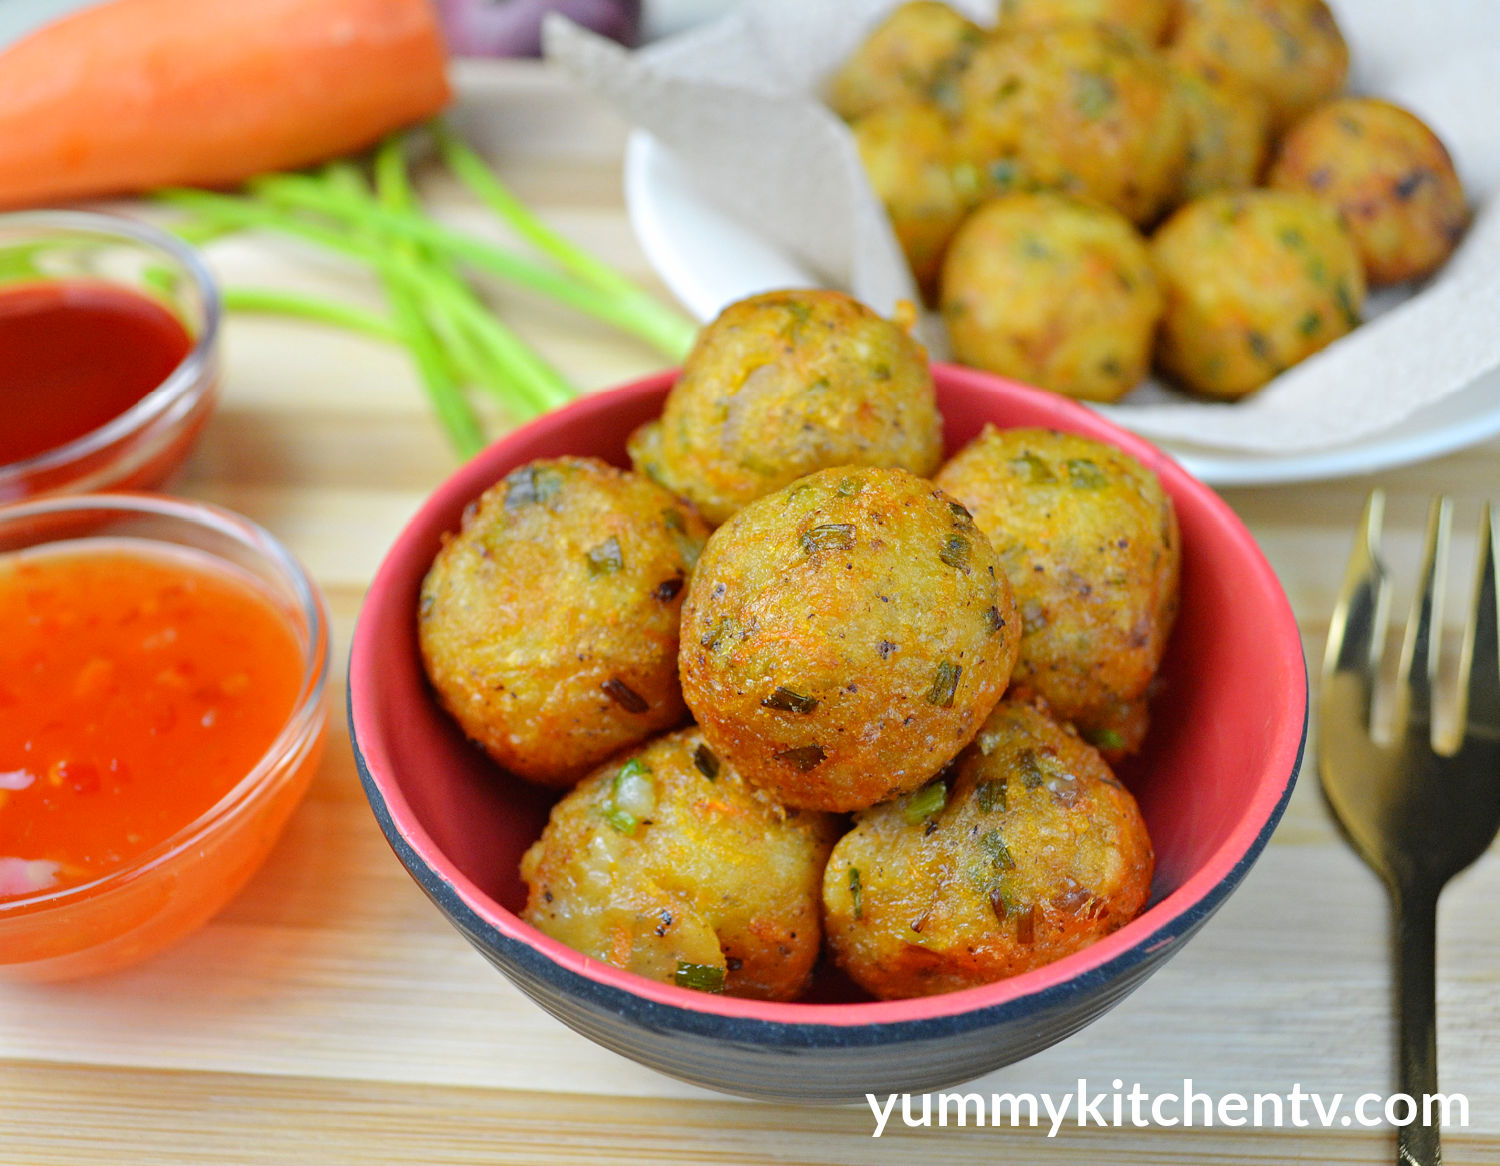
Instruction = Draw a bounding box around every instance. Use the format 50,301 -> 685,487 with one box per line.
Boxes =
940,192 -> 1162,403
1268,96 -> 1469,287
851,100 -> 979,301
679,465 -> 1021,812
520,728 -> 839,1000
999,0 -> 1174,46
1166,63 -> 1270,203
825,0 -> 985,121
1165,0 -> 1348,134
1150,188 -> 1364,399
822,698 -> 1154,1000
627,289 -> 943,526
954,21 -> 1187,227
934,426 -> 1179,758
418,456 -> 709,787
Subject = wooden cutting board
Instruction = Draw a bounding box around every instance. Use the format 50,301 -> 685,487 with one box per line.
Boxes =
2,62 -> 1496,1166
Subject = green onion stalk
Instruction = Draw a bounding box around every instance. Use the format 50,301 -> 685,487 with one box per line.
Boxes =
153,122 -> 699,457
323,158 -> 485,458
156,185 -> 571,418
244,171 -> 693,363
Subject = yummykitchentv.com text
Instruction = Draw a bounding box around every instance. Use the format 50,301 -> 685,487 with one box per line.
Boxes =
866,1080 -> 1469,1137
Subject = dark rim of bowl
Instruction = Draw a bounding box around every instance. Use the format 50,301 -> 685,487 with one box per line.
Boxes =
0,492 -> 329,918
0,210 -> 221,489
348,369 -> 1310,1040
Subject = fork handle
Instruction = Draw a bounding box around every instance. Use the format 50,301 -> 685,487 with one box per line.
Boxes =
1394,885 -> 1441,1166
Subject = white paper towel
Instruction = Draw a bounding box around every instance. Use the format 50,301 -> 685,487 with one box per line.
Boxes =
546,0 -> 1500,455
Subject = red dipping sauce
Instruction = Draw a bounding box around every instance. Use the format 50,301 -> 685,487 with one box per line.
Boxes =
0,281 -> 193,467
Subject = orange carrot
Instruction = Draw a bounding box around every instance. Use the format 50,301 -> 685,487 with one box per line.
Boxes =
0,0 -> 451,209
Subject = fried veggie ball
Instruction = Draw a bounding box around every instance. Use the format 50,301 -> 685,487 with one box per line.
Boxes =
1165,0 -> 1347,134
825,0 -> 986,121
680,466 -> 1021,812
1150,189 -> 1365,398
1268,97 -> 1469,287
852,100 -> 981,300
628,290 -> 943,527
521,729 -> 839,1000
934,426 -> 1179,757
1167,63 -> 1269,202
823,699 -> 1154,999
955,21 -> 1187,226
940,193 -> 1162,403
418,457 -> 709,787
1000,0 -> 1173,45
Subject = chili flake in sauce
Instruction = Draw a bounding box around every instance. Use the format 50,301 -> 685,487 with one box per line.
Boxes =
0,542 -> 304,900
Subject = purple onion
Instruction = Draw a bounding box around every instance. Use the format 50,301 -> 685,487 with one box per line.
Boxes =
436,0 -> 641,58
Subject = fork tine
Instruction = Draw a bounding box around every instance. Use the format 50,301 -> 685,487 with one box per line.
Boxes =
1324,489 -> 1391,725
1394,496 -> 1450,738
1458,502 -> 1500,739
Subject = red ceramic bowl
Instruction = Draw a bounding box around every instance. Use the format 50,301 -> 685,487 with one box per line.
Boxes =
349,366 -> 1306,1102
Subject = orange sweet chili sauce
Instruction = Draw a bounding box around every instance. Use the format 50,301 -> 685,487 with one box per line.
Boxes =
0,543 -> 305,903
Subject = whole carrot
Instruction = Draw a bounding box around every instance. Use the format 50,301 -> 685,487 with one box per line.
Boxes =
0,0 -> 450,209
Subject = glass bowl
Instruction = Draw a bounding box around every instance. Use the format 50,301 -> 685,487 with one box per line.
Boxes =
0,493 -> 328,981
0,210 -> 221,503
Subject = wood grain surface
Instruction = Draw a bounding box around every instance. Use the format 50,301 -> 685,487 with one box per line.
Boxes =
1,63 -> 1496,1166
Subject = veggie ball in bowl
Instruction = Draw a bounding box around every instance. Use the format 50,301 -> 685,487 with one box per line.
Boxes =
521,728 -> 839,1001
679,465 -> 1020,811
824,698 -> 1153,1000
418,456 -> 708,787
934,426 -> 1180,758
627,289 -> 943,526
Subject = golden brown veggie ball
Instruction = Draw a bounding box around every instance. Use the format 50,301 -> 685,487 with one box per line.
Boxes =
940,192 -> 1162,403
1151,189 -> 1365,398
1000,0 -> 1173,45
680,466 -> 1021,812
1166,0 -> 1347,134
826,0 -> 986,121
1268,97 -> 1469,287
1167,63 -> 1269,202
627,290 -> 943,527
521,729 -> 839,1000
418,458 -> 709,787
934,426 -> 1179,758
955,22 -> 1187,226
823,699 -> 1154,999
852,100 -> 981,300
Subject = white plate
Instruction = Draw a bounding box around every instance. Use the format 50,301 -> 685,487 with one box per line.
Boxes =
625,130 -> 1500,487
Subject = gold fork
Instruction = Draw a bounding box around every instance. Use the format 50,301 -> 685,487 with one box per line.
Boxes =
1320,490 -> 1500,1166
